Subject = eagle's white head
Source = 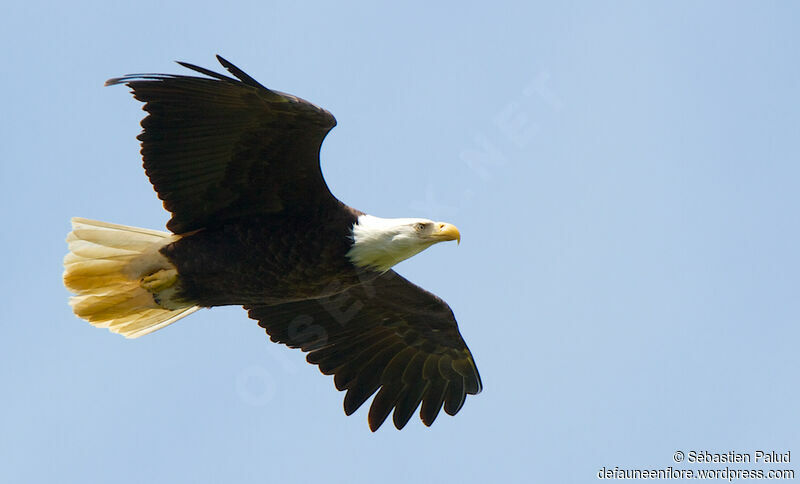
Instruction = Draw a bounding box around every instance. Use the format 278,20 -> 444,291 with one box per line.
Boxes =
346,215 -> 461,272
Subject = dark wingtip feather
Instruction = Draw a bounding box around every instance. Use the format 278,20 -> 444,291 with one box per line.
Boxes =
104,77 -> 124,87
343,371 -> 382,415
443,378 -> 466,416
175,60 -> 235,82
104,73 -> 171,87
455,358 -> 483,395
368,384 -> 403,431
216,55 -> 268,90
343,391 -> 364,416
392,380 -> 428,430
419,380 -> 447,427
465,368 -> 483,395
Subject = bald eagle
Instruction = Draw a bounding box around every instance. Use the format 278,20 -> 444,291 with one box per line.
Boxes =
63,56 -> 481,431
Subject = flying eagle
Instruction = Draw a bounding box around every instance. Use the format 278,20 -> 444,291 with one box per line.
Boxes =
63,56 -> 481,431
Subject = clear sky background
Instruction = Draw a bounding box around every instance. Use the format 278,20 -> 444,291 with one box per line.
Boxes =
2,2 -> 798,483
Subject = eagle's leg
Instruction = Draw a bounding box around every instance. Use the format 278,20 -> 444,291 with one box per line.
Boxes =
140,268 -> 179,292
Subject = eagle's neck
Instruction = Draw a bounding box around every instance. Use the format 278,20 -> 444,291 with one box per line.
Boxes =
346,215 -> 436,273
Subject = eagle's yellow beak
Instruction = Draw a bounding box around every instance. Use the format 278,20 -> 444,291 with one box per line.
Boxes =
432,222 -> 461,245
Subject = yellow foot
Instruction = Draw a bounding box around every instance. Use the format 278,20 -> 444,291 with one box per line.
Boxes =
140,268 -> 178,292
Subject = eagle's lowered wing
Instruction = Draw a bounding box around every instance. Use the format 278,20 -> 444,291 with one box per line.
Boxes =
246,270 -> 482,431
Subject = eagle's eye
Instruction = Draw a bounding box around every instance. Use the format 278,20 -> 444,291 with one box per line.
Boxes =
415,223 -> 427,232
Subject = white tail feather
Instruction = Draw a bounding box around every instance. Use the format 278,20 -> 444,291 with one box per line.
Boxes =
64,217 -> 200,338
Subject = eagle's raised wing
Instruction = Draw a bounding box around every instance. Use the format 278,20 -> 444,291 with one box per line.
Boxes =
106,55 -> 337,234
246,270 -> 482,431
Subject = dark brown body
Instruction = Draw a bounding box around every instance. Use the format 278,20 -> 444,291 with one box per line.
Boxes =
161,204 -> 381,306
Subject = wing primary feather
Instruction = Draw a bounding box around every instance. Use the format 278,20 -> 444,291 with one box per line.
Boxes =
390,352 -> 429,429
175,61 -> 237,82
443,377 -> 466,416
463,364 -> 483,395
216,55 -> 268,90
419,379 -> 448,426
452,357 -> 483,394
392,379 -> 429,430
343,374 -> 382,416
368,382 -> 404,432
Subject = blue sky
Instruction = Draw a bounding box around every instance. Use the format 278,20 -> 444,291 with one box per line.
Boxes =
2,2 -> 798,483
